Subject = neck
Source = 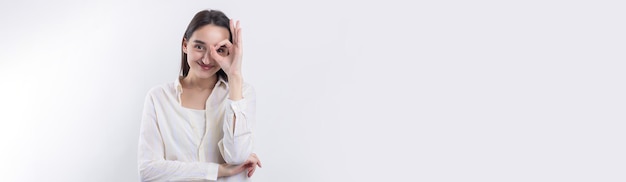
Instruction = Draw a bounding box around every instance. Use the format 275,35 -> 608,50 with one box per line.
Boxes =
182,74 -> 218,91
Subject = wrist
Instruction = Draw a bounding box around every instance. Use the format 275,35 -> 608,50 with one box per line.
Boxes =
227,72 -> 242,81
227,74 -> 243,88
226,70 -> 241,78
227,75 -> 243,101
218,163 -> 228,177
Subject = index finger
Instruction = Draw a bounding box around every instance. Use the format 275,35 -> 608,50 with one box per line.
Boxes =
229,19 -> 237,44
215,39 -> 233,49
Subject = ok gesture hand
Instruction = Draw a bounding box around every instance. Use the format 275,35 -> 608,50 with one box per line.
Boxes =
210,19 -> 243,77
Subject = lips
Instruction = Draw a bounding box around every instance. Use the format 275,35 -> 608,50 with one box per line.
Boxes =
196,61 -> 213,70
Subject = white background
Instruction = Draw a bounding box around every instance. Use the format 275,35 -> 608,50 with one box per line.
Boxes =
1,0 -> 625,181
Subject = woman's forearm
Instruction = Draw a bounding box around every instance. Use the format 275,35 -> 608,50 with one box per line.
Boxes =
228,74 -> 243,101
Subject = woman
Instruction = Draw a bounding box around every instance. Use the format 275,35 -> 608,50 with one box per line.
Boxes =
138,10 -> 261,181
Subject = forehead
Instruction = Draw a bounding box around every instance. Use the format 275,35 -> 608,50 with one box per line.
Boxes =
190,24 -> 230,45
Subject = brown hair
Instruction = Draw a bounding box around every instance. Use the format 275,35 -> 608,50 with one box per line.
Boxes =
180,9 -> 231,81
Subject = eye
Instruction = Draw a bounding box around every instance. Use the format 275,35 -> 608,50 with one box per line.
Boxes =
194,45 -> 205,51
217,47 -> 228,54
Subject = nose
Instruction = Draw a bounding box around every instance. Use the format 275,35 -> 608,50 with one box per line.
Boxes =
201,49 -> 211,64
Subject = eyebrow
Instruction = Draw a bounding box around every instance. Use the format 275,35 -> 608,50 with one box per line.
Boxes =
193,40 -> 206,45
193,39 -> 228,48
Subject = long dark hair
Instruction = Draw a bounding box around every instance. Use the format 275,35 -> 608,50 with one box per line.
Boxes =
180,9 -> 231,81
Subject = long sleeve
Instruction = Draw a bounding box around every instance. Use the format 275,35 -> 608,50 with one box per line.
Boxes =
218,85 -> 256,164
138,92 -> 219,181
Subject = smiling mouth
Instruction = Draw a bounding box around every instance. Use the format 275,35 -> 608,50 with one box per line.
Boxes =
197,61 -> 213,70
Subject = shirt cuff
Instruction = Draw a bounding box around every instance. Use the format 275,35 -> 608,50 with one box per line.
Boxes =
206,162 -> 219,181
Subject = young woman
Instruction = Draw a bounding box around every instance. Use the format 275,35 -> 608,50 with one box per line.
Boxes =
138,10 -> 261,181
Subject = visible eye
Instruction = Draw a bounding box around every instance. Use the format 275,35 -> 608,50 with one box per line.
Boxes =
194,45 -> 205,51
217,47 -> 228,54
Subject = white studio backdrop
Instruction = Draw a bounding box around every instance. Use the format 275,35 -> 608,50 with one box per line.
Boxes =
1,0 -> 625,181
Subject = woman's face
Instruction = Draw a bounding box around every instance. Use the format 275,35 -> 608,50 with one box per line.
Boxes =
183,24 -> 230,79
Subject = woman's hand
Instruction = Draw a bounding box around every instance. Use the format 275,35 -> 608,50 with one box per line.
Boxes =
218,153 -> 262,178
243,153 -> 262,177
210,19 -> 243,77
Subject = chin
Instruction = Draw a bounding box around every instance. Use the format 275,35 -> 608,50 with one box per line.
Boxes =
194,73 -> 214,79
193,69 -> 218,78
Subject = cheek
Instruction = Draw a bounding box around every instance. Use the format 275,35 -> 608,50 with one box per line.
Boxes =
187,51 -> 203,61
187,54 -> 201,66
186,59 -> 196,67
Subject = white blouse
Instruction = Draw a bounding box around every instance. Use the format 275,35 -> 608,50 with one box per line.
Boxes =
138,76 -> 256,182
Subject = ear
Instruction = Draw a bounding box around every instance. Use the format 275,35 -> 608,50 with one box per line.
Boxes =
182,37 -> 188,54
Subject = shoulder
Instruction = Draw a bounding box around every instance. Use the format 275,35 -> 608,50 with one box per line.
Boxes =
145,81 -> 177,100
